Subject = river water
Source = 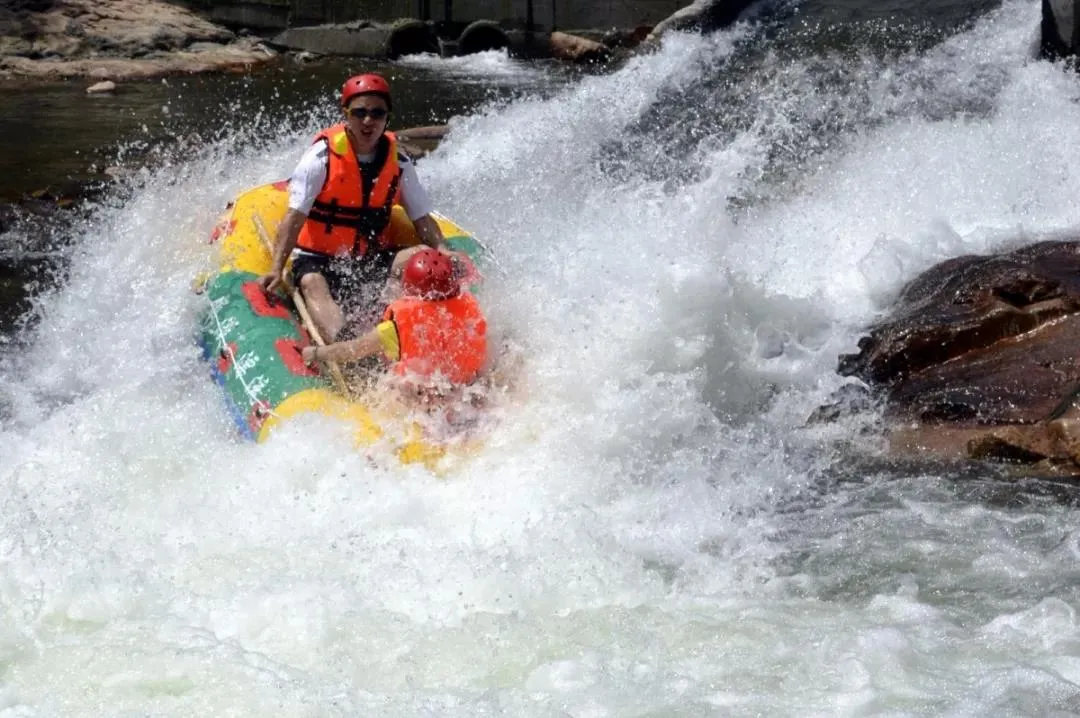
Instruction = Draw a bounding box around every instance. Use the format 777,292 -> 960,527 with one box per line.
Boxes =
6,1 -> 1080,715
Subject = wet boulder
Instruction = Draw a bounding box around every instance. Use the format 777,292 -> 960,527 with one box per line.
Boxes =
549,31 -> 611,64
1043,0 -> 1080,60
395,125 -> 448,159
834,240 -> 1080,471
645,0 -> 757,45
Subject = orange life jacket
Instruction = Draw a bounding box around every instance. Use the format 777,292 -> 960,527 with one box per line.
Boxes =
296,125 -> 403,258
383,293 -> 487,385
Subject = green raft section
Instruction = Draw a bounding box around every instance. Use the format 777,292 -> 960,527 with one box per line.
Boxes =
200,270 -> 321,440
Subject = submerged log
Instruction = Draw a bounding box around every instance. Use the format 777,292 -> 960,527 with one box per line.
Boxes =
395,125 -> 448,159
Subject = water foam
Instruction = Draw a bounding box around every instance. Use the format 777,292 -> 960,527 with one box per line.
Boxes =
397,48 -> 552,82
5,1 -> 1080,713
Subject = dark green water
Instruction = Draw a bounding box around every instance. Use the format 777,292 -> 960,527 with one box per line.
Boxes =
0,57 -> 571,202
0,55 -> 573,333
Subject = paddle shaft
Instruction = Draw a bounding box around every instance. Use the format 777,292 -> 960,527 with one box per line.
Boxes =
251,214 -> 351,396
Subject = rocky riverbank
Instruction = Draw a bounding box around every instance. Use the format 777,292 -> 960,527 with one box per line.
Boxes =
0,0 -> 764,82
0,0 -> 276,81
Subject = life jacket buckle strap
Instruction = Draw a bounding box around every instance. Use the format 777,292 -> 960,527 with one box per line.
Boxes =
324,198 -> 338,234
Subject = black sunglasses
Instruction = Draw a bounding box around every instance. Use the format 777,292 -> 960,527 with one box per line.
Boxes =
348,107 -> 388,120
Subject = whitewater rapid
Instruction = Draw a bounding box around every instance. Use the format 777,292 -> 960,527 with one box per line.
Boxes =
5,2 -> 1080,714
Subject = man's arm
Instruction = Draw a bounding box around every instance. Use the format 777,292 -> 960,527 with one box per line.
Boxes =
302,325 -> 386,365
412,214 -> 447,250
261,141 -> 328,292
271,210 -> 306,275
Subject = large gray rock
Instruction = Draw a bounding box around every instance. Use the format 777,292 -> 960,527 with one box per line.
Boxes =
0,0 -> 273,78
206,1 -> 289,32
646,0 -> 758,44
1043,0 -> 1080,59
270,19 -> 445,59
270,22 -> 391,57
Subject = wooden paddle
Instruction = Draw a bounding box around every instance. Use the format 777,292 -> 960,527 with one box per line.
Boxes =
252,213 -> 351,397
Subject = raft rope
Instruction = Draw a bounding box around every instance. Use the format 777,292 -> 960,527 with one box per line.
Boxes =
204,283 -> 280,427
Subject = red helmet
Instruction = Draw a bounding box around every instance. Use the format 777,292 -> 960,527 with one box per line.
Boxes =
341,73 -> 392,110
402,248 -> 459,300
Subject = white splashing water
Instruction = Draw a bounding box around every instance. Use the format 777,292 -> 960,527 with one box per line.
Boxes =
5,2 -> 1080,714
397,48 -> 551,81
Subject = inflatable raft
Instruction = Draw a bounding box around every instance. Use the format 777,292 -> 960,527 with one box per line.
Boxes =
196,181 -> 488,468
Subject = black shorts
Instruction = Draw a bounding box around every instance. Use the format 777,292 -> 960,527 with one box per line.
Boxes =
290,250 -> 396,324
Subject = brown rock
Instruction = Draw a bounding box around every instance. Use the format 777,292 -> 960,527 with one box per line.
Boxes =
602,26 -> 652,49
396,125 -> 449,159
0,0 -> 267,79
966,427 -> 1053,463
549,31 -> 610,64
2,38 -> 273,79
86,79 -> 114,93
834,240 -> 1080,470
0,36 -> 32,56
395,125 -> 448,142
839,241 -> 1080,424
1048,417 -> 1080,464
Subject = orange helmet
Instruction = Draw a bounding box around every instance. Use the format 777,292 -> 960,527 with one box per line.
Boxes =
341,73 -> 392,110
402,249 -> 459,300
